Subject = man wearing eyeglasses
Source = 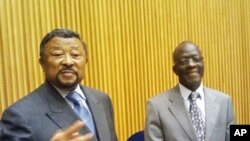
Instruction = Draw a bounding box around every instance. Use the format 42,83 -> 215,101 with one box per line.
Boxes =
145,41 -> 236,141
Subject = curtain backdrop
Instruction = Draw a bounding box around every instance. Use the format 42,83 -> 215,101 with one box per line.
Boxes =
0,0 -> 250,140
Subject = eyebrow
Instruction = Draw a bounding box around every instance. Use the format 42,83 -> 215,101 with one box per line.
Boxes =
49,45 -> 82,49
180,53 -> 202,57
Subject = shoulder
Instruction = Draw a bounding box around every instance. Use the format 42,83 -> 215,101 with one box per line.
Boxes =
81,86 -> 114,111
6,84 -> 46,110
1,84 -> 48,125
204,87 -> 231,99
81,85 -> 111,100
81,85 -> 106,94
81,85 -> 107,95
1,82 -> 57,119
147,87 -> 178,105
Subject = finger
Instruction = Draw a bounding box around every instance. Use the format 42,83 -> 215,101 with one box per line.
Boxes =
71,133 -> 94,141
70,131 -> 80,139
64,121 -> 85,136
50,131 -> 64,141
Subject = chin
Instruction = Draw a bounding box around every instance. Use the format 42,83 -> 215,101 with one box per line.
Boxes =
57,80 -> 78,88
61,84 -> 78,91
188,80 -> 201,85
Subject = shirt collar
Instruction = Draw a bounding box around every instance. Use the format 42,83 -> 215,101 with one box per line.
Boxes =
52,84 -> 86,100
179,83 -> 204,101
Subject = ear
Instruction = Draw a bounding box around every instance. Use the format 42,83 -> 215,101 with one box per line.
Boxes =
39,58 -> 45,71
85,57 -> 89,64
39,57 -> 44,65
173,65 -> 178,75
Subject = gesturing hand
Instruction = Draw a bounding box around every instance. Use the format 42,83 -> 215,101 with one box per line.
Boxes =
51,121 -> 93,141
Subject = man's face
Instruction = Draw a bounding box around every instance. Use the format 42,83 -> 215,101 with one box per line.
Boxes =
40,37 -> 87,91
173,43 -> 204,91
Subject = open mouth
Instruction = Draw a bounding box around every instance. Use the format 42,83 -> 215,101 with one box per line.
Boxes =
186,71 -> 199,77
61,72 -> 75,76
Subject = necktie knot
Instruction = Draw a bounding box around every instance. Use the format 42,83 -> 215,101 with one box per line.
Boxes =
189,91 -> 200,101
66,92 -> 82,106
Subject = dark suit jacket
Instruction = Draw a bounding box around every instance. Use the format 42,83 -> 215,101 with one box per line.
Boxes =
145,85 -> 236,141
0,81 -> 118,141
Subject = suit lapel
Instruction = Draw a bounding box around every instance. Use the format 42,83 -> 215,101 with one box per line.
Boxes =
168,86 -> 198,141
82,86 -> 110,141
203,87 -> 219,141
41,82 -> 93,136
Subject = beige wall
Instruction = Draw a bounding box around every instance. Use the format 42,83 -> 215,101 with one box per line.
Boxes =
0,0 -> 250,140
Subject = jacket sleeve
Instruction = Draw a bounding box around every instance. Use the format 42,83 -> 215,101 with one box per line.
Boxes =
225,97 -> 236,141
0,106 -> 33,141
144,100 -> 164,141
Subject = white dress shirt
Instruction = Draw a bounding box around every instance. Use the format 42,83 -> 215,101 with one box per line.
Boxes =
179,83 -> 206,121
52,84 -> 92,115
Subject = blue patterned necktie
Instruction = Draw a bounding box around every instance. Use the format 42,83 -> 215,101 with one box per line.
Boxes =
66,91 -> 96,134
189,91 -> 205,141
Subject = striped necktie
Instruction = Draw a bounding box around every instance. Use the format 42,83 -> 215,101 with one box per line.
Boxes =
66,91 -> 96,134
189,91 -> 205,141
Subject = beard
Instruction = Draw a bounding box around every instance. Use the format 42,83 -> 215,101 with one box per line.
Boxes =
54,73 -> 82,91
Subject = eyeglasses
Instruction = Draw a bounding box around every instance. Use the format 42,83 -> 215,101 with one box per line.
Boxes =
176,56 -> 203,65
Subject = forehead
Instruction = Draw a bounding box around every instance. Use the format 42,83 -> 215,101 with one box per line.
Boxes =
46,37 -> 83,48
174,43 -> 201,59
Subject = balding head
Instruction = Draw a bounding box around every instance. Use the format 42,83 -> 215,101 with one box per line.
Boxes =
172,41 -> 204,91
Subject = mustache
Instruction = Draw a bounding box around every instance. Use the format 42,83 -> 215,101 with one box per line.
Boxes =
59,68 -> 77,74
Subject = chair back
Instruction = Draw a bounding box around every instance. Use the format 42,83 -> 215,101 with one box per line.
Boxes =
127,130 -> 144,141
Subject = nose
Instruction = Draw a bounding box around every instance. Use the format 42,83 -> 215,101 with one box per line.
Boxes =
62,54 -> 74,66
186,58 -> 196,67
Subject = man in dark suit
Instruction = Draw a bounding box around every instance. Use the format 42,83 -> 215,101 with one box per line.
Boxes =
145,41 -> 236,141
0,28 -> 118,141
